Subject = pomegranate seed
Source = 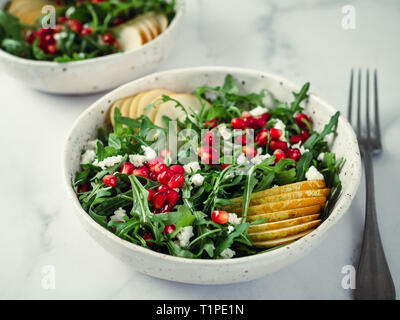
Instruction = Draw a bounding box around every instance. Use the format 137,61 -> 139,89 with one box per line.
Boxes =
254,116 -> 267,129
273,149 -> 286,164
157,170 -> 174,184
288,148 -> 301,162
301,130 -> 311,141
46,44 -> 58,54
157,185 -> 169,193
154,163 -> 167,174
269,128 -> 282,140
242,116 -> 256,129
255,129 -> 269,146
164,224 -> 176,236
211,210 -> 229,224
241,111 -> 251,118
120,162 -> 135,175
167,189 -> 180,207
142,233 -> 154,246
101,32 -> 115,44
168,174 -> 185,189
152,192 -> 167,209
133,166 -> 149,178
147,189 -> 156,201
262,113 -> 271,121
203,131 -> 216,146
235,134 -> 250,145
270,140 -> 288,151
204,119 -> 218,129
290,134 -> 303,145
221,163 -> 231,170
231,118 -> 246,130
160,149 -> 172,159
103,175 -> 117,187
198,146 -> 214,157
148,157 -> 164,172
67,19 -> 83,33
77,183 -> 91,193
201,151 -> 219,165
295,113 -> 312,129
170,165 -> 185,174
161,204 -> 173,213
58,16 -> 68,24
112,17 -> 124,25
44,34 -> 55,44
81,27 -> 93,36
149,172 -> 158,181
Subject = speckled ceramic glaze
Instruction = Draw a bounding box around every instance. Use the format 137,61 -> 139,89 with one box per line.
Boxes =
63,67 -> 361,284
0,0 -> 184,94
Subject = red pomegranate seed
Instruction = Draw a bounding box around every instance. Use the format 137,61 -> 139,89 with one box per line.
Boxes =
254,116 -> 267,129
167,189 -> 180,207
242,146 -> 258,159
269,128 -> 282,140
242,116 -> 256,129
77,183 -> 91,193
273,149 -> 286,164
81,27 -> 93,36
149,172 -> 158,181
168,174 -> 185,189
147,189 -> 156,201
58,16 -> 68,24
160,149 -> 172,159
142,233 -> 154,246
46,44 -> 58,54
204,119 -> 218,129
157,170 -> 174,184
270,140 -> 288,151
211,210 -> 229,224
133,166 -> 149,178
154,163 -> 167,174
161,204 -> 173,213
221,163 -> 231,170
290,134 -> 303,145
201,150 -> 219,165
164,224 -> 176,236
103,175 -> 117,187
120,162 -> 135,175
67,19 -> 83,33
255,129 -> 269,146
235,134 -> 250,145
301,130 -> 311,141
231,118 -> 246,130
295,113 -> 312,129
152,192 -> 167,209
170,165 -> 185,174
198,146 -> 214,157
241,111 -> 251,118
203,131 -> 216,146
157,185 -> 169,193
288,148 -> 301,162
148,157 -> 164,172
262,113 -> 271,121
101,32 -> 115,44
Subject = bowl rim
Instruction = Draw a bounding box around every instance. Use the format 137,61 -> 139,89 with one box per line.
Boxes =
63,66 -> 362,266
0,0 -> 184,67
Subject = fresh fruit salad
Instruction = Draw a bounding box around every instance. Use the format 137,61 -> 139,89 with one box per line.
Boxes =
0,0 -> 175,62
74,75 -> 344,259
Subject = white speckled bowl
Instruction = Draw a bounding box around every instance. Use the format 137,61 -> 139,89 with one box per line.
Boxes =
63,67 -> 361,284
0,0 -> 184,94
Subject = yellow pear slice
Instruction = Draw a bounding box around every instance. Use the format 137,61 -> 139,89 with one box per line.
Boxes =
129,92 -> 146,119
117,24 -> 144,51
136,89 -> 175,120
109,98 -> 126,127
249,219 -> 321,242
253,229 -> 315,248
248,214 -> 320,233
138,13 -> 160,39
245,205 -> 321,222
155,13 -> 168,32
120,97 -> 134,117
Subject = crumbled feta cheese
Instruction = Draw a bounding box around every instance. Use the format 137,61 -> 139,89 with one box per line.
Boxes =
220,248 -> 236,259
93,155 -> 123,169
236,153 -> 249,165
227,225 -> 235,234
251,153 -> 271,165
274,119 -> 287,142
141,146 -> 157,161
54,32 -> 67,40
78,52 -> 85,59
218,124 -> 232,140
318,153 -> 325,161
291,142 -> 308,155
249,106 -> 268,117
110,207 -> 127,222
272,184 -> 279,188
129,154 -> 147,168
191,173 -> 204,186
229,213 -> 241,225
305,165 -> 324,181
183,161 -> 201,174
80,149 -> 96,164
177,226 -> 194,247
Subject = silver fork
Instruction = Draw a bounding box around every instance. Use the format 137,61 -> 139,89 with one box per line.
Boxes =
348,69 -> 396,300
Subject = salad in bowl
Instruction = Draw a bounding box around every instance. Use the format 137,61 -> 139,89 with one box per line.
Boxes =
73,74 -> 345,260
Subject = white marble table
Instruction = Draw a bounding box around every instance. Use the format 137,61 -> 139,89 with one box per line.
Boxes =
0,0 -> 399,300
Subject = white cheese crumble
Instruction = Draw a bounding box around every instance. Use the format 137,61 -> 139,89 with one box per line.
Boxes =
80,149 -> 96,164
305,165 -> 324,181
218,124 -> 232,140
236,153 -> 249,165
318,152 -> 325,161
249,106 -> 268,117
93,155 -> 123,170
128,154 -> 147,167
251,153 -> 271,165
110,207 -> 127,222
227,225 -> 235,234
191,173 -> 204,186
220,248 -> 236,259
141,146 -> 157,161
176,226 -> 194,248
229,213 -> 241,225
183,161 -> 201,174
291,142 -> 308,155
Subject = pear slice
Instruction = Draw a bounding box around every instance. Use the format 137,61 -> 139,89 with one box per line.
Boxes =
252,229 -> 315,248
245,205 -> 321,222
109,98 -> 126,127
136,89 -> 175,120
138,13 -> 160,39
120,97 -> 134,117
155,13 -> 168,32
248,213 -> 320,233
117,24 -> 144,51
129,92 -> 146,119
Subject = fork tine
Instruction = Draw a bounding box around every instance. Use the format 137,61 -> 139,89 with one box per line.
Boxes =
366,69 -> 370,141
348,69 -> 354,124
357,69 -> 362,138
374,70 -> 382,151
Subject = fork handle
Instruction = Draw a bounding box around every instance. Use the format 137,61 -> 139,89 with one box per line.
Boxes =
355,147 -> 396,300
